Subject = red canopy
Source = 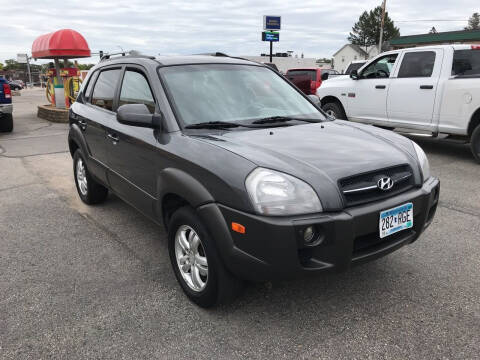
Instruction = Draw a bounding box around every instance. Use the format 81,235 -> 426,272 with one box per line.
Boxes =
32,29 -> 90,59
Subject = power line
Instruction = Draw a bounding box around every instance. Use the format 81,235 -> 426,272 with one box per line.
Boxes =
396,19 -> 469,22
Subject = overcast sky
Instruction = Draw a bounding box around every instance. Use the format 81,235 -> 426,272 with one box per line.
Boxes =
1,0 -> 478,64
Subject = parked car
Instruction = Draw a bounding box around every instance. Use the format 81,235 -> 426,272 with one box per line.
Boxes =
8,81 -> 22,90
317,44 -> 480,162
68,54 -> 439,307
286,68 -> 339,95
0,77 -> 13,132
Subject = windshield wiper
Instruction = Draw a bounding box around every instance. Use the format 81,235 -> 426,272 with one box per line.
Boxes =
184,121 -> 249,129
251,116 -> 322,124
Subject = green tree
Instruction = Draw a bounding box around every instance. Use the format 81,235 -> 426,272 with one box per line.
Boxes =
0,62 -> 3,70
465,12 -> 480,30
348,6 -> 400,51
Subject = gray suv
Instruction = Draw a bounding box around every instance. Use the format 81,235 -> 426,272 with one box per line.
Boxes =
68,54 -> 440,307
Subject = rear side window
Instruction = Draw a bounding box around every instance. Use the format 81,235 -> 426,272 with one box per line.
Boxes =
83,71 -> 97,101
398,51 -> 436,78
452,49 -> 480,77
91,69 -> 122,111
286,70 -> 316,81
119,70 -> 155,113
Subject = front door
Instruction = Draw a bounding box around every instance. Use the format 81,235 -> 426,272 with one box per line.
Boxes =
347,53 -> 399,124
387,49 -> 443,129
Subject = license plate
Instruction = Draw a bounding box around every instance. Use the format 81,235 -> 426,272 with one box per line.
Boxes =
379,203 -> 413,239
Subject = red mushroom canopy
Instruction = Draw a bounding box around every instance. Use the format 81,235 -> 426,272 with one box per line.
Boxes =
32,29 -> 91,59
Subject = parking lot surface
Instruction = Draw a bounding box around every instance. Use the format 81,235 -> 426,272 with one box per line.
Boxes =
1,89 -> 479,359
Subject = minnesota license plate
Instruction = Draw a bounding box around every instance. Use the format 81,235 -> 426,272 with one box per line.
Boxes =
379,203 -> 413,239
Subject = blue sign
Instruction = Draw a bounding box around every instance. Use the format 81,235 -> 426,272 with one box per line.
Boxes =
262,31 -> 279,42
263,16 -> 281,31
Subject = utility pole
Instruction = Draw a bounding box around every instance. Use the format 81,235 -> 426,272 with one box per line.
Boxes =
378,0 -> 387,53
26,56 -> 32,86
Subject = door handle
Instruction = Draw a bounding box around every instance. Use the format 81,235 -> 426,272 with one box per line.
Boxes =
420,85 -> 434,89
375,85 -> 386,89
107,133 -> 119,143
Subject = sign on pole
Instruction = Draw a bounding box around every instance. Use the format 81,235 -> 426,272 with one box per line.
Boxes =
17,53 -> 28,64
263,16 -> 281,31
262,31 -> 279,42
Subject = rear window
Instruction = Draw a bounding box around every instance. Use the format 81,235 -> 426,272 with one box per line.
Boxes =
286,70 -> 316,81
398,51 -> 436,78
91,69 -> 122,111
452,49 -> 480,77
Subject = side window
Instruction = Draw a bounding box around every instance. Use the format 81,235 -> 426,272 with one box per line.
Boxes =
119,70 -> 155,113
452,49 -> 480,77
361,54 -> 398,79
398,51 -> 436,78
91,69 -> 122,111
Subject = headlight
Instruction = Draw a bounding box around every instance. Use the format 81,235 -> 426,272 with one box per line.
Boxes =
412,141 -> 430,181
245,168 -> 322,216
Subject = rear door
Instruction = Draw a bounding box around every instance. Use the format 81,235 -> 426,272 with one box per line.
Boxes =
80,67 -> 122,183
387,49 -> 444,128
105,66 -> 159,218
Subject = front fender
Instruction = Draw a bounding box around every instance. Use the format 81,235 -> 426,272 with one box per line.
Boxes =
156,167 -> 215,215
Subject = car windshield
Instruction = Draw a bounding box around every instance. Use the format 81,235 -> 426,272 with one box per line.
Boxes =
159,64 -> 325,127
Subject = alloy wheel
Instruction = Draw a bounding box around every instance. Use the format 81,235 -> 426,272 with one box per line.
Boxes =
76,158 -> 88,196
174,225 -> 208,292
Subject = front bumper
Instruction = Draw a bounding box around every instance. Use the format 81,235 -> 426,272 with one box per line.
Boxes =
197,177 -> 440,282
0,103 -> 13,115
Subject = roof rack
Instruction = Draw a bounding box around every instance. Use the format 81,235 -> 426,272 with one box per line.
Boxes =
100,51 -> 156,62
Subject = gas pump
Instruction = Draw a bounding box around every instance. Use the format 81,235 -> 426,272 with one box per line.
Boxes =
46,67 -> 82,109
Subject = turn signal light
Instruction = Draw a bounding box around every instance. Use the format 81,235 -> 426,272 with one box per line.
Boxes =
231,222 -> 246,234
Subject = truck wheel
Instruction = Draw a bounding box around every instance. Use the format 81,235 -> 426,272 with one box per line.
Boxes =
73,149 -> 109,204
471,125 -> 480,163
168,206 -> 243,308
322,102 -> 347,120
0,114 -> 13,133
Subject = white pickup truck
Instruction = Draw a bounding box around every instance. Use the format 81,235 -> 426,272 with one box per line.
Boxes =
317,44 -> 480,162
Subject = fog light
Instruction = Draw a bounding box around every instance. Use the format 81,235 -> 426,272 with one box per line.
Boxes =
303,226 -> 316,243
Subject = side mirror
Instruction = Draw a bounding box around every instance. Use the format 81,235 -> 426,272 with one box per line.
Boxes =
321,72 -> 329,81
350,70 -> 359,80
308,95 -> 320,105
117,103 -> 162,129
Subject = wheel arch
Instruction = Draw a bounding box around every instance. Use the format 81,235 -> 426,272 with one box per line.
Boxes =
467,107 -> 480,137
320,95 -> 347,112
158,168 -> 215,229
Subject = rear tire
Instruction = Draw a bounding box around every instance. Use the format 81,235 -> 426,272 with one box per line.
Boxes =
0,114 -> 13,133
168,206 -> 243,308
471,125 -> 480,163
73,149 -> 108,204
322,102 -> 347,120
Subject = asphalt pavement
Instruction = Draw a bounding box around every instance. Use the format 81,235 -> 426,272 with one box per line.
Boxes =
0,89 -> 479,359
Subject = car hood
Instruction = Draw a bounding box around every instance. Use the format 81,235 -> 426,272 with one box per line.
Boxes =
192,121 -> 421,211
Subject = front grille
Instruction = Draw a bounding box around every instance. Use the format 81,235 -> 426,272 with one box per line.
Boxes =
339,165 -> 415,207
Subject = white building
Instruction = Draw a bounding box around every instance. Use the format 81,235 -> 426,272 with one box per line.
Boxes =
332,44 -> 379,73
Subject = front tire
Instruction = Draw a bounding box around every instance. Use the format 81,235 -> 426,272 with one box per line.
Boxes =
73,149 -> 108,204
471,125 -> 480,163
0,114 -> 13,133
322,102 -> 347,120
168,206 -> 243,308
